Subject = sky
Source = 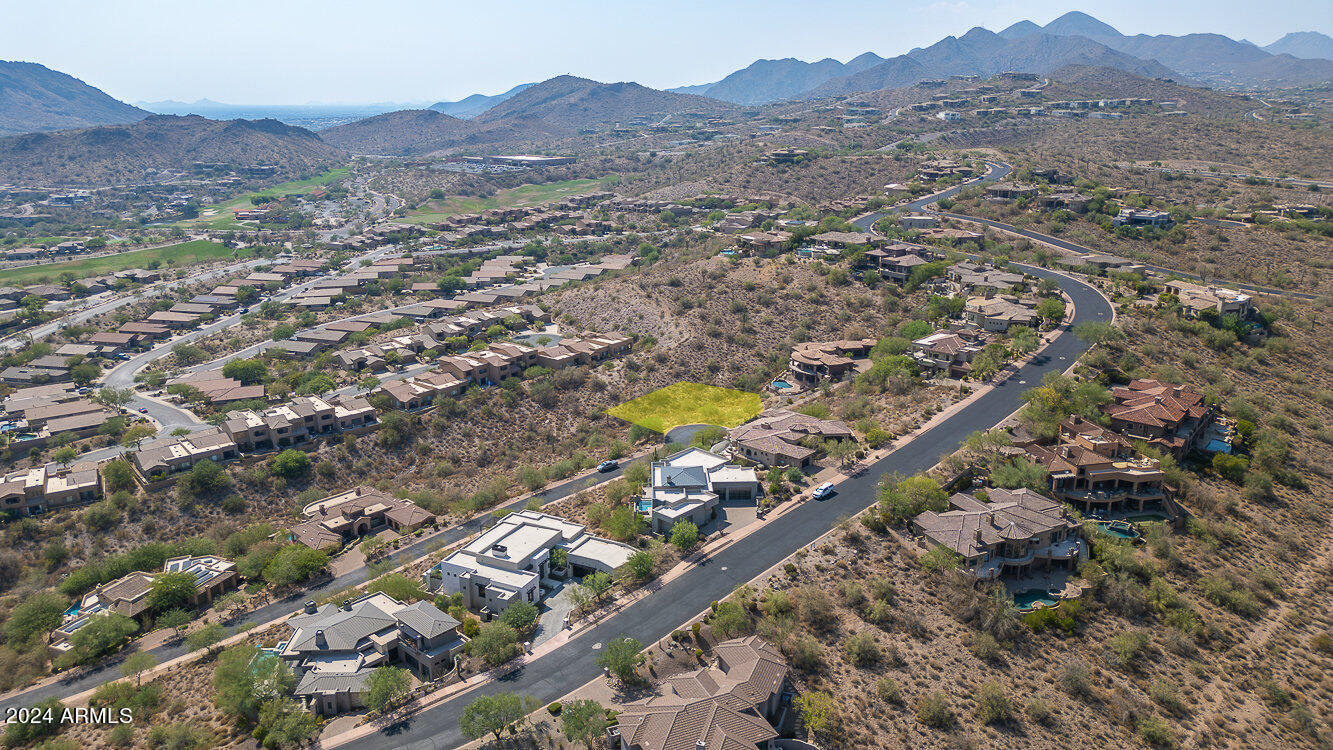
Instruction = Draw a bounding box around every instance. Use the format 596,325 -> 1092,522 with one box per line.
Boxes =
1,0 -> 1329,105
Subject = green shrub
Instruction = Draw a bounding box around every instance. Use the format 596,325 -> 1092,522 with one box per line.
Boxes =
916,691 -> 954,729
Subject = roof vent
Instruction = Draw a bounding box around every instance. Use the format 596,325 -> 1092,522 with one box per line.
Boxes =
304,600 -> 317,614
314,629 -> 327,648
341,599 -> 353,612
696,742 -> 706,750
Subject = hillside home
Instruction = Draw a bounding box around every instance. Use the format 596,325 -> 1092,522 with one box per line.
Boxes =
425,510 -> 635,617
641,448 -> 762,535
280,593 -> 465,715
964,295 -> 1038,332
984,183 -> 1038,201
0,462 -> 102,516
131,428 -> 240,481
290,486 -> 435,551
728,410 -> 854,468
609,637 -> 790,750
222,395 -> 376,452
1113,208 -> 1174,229
912,488 -> 1083,581
911,330 -> 990,378
1103,379 -> 1213,457
788,338 -> 876,385
1021,416 -> 1170,515
1164,280 -> 1253,320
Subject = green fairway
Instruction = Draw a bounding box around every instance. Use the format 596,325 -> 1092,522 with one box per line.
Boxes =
403,177 -> 617,225
0,240 -> 242,286
607,382 -> 763,434
181,167 -> 350,230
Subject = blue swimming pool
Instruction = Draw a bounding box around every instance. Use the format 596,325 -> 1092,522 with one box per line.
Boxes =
1014,589 -> 1059,611
771,380 -> 793,390
636,500 -> 652,513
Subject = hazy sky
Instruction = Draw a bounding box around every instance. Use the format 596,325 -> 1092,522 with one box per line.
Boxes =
2,0 -> 1329,104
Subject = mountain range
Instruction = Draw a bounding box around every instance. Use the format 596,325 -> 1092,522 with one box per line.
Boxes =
672,12 -> 1332,105
0,115 -> 344,187
0,61 -> 148,136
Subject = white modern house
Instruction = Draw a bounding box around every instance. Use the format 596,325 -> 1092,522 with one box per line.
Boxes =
641,448 -> 763,535
423,510 -> 635,618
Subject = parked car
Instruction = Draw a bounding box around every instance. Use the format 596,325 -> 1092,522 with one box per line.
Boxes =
812,482 -> 836,500
137,407 -> 148,414
597,460 -> 619,473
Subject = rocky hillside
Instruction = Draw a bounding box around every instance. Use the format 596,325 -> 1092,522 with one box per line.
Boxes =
687,53 -> 886,104
474,75 -> 730,132
0,114 -> 345,187
0,60 -> 148,136
319,109 -> 473,155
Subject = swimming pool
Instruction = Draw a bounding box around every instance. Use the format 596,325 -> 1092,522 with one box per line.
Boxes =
771,380 -> 793,390
1014,589 -> 1059,611
636,500 -> 652,514
1096,520 -> 1141,541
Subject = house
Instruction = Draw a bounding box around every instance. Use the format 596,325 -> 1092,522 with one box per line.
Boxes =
117,322 -> 171,339
729,410 -> 854,468
145,311 -> 200,329
1102,379 -> 1213,457
788,338 -> 876,385
640,448 -> 762,535
936,110 -> 962,121
0,462 -> 102,516
947,261 -> 1027,294
1037,192 -> 1091,213
911,487 -> 1084,581
899,214 -> 940,229
372,372 -> 466,410
911,330 -> 989,378
3,383 -> 79,416
808,231 -> 882,249
425,510 -> 635,616
280,593 -> 466,715
1113,208 -> 1174,229
223,395 -> 376,452
51,555 -> 237,656
984,183 -> 1038,201
610,636 -> 789,750
1164,280 -> 1253,320
131,428 -> 241,481
1021,416 -> 1170,515
289,486 -> 435,551
965,295 -> 1038,332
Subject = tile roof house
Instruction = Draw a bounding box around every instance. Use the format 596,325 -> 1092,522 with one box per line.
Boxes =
426,510 -> 635,617
290,486 -> 435,551
131,428 -> 240,480
641,449 -> 762,535
965,295 -> 1038,332
788,339 -> 876,385
280,592 -> 465,715
728,410 -> 853,468
912,487 -> 1083,581
1022,416 -> 1170,515
911,330 -> 989,378
610,636 -> 789,750
1103,379 -> 1213,457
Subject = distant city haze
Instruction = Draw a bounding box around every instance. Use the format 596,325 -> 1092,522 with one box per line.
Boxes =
2,0 -> 1329,105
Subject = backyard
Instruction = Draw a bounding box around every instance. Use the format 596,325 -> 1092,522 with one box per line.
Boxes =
402,177 -> 617,225
0,239 -> 243,286
606,382 -> 762,434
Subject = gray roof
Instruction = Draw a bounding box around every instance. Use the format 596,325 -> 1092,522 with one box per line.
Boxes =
661,465 -> 708,488
295,668 -> 373,696
394,601 -> 460,639
287,601 -> 397,652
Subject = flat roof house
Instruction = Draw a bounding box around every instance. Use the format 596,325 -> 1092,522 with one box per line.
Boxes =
425,510 -> 635,617
984,182 -> 1038,201
1113,208 -> 1174,229
280,593 -> 465,715
641,448 -> 762,535
912,487 -> 1083,581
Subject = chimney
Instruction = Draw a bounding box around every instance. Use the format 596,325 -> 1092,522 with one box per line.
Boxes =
341,599 -> 353,612
314,630 -> 327,648
696,742 -> 706,750
304,600 -> 317,615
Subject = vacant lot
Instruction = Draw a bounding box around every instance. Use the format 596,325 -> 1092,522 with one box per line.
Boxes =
0,239 -> 240,286
402,177 -> 615,224
607,382 -> 762,433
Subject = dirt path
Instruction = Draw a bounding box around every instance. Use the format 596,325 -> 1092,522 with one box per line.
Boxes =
1183,522 -> 1333,747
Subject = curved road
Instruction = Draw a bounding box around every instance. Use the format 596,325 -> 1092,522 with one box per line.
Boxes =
338,262 -> 1112,747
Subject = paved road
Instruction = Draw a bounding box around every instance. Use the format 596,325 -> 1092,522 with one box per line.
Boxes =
340,261 -> 1112,750
0,454 -> 649,713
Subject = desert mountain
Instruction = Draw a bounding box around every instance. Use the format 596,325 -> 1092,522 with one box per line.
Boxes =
1263,32 -> 1333,60
682,53 -> 887,105
429,83 -> 536,119
0,114 -> 344,187
1009,11 -> 1333,86
320,109 -> 473,155
807,27 -> 1175,98
474,75 -> 728,132
0,60 -> 148,137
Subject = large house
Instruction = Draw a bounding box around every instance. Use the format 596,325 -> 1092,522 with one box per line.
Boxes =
965,295 -> 1039,332
51,555 -> 237,655
424,510 -> 635,617
1113,208 -> 1174,229
911,487 -> 1083,581
223,395 -> 377,452
610,636 -> 790,750
788,338 -> 876,385
641,448 -> 762,535
290,486 -> 435,551
728,410 -> 853,468
1164,280 -> 1253,320
280,593 -> 466,715
0,462 -> 102,516
131,428 -> 240,480
911,330 -> 990,378
1103,379 -> 1213,457
1020,416 -> 1170,515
